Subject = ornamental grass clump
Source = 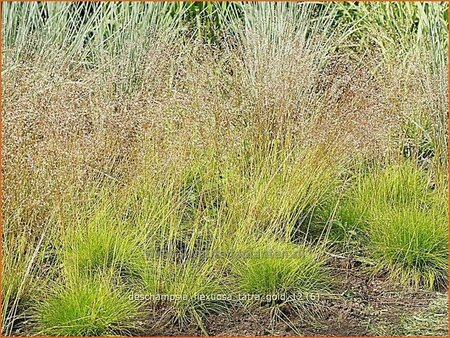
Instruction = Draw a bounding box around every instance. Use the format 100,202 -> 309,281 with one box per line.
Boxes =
231,240 -> 329,306
34,276 -> 141,336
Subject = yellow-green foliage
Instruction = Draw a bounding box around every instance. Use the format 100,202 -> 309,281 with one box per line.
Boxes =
2,2 -> 448,335
230,240 -> 329,303
34,276 -> 141,336
61,207 -> 146,279
338,162 -> 448,289
142,259 -> 225,327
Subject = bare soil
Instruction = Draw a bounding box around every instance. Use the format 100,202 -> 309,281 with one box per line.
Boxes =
145,256 -> 446,336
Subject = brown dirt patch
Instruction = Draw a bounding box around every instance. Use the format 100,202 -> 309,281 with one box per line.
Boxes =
143,256 -> 445,336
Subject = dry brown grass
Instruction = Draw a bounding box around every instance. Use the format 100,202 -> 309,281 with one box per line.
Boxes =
5,37 -> 441,238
